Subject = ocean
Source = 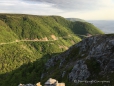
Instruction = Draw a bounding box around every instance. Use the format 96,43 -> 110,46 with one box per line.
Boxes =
88,20 -> 114,34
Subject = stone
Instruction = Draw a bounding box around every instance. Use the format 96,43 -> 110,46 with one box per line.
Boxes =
44,78 -> 65,86
69,60 -> 90,81
36,82 -> 42,86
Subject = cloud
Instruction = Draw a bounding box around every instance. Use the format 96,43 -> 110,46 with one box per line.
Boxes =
0,0 -> 62,15
53,0 -> 114,20
0,0 -> 114,20
24,0 -> 101,11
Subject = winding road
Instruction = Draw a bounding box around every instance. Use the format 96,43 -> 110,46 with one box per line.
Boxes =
0,39 -> 58,46
0,34 -> 84,46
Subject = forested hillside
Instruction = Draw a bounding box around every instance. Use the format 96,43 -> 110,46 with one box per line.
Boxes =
0,14 -> 104,86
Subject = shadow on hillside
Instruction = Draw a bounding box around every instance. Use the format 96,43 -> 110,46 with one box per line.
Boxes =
0,53 -> 60,86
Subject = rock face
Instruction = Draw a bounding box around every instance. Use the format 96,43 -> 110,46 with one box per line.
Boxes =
44,34 -> 114,85
69,60 -> 90,81
105,59 -> 114,72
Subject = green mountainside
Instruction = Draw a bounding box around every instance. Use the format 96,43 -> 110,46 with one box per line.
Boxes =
0,14 -> 104,86
66,18 -> 103,35
0,20 -> 18,42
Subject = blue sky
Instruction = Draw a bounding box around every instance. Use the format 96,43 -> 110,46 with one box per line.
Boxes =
0,0 -> 114,20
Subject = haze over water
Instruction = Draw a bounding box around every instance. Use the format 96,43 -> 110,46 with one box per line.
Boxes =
88,20 -> 114,34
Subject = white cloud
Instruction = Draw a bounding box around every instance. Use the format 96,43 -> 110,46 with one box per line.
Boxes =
0,0 -> 114,20
58,0 -> 114,20
0,0 -> 62,15
24,0 -> 101,11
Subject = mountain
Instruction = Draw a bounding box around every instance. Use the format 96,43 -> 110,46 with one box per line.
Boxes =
70,21 -> 104,36
43,34 -> 114,86
0,14 -> 104,86
66,18 -> 104,36
88,20 -> 114,34
66,18 -> 86,22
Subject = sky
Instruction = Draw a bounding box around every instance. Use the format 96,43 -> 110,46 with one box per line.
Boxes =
0,0 -> 114,20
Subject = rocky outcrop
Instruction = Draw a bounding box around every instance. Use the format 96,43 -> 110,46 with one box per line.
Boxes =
44,34 -> 114,84
44,78 -> 65,86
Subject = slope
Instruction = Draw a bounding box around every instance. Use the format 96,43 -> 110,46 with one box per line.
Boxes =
0,14 -> 104,86
43,34 -> 114,86
0,14 -> 81,86
66,18 -> 104,35
71,21 -> 104,35
1,34 -> 113,86
0,14 -> 104,39
0,20 -> 18,43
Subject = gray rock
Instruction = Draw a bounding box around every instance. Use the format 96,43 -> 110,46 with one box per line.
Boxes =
104,59 -> 114,72
62,71 -> 66,78
69,60 -> 90,81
